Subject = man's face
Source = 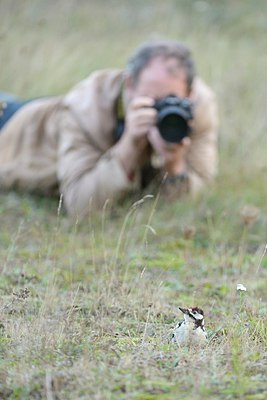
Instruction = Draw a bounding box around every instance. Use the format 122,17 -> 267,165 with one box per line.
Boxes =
126,56 -> 189,103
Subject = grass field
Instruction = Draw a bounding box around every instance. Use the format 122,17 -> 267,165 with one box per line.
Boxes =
0,0 -> 267,399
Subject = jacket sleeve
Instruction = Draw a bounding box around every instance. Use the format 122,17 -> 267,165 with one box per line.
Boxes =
57,110 -> 133,217
161,91 -> 219,199
188,91 -> 219,193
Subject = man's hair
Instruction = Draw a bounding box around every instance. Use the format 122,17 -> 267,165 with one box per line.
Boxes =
126,40 -> 196,89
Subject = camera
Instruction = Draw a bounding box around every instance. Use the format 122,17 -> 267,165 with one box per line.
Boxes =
154,95 -> 193,143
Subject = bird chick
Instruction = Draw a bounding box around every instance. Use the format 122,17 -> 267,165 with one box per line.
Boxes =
171,307 -> 207,346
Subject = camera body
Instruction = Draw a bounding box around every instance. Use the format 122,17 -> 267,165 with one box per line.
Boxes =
154,95 -> 193,143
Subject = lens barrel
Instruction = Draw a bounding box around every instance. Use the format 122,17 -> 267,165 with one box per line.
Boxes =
154,96 -> 193,143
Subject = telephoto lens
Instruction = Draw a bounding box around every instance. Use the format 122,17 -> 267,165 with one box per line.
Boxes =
154,95 -> 193,143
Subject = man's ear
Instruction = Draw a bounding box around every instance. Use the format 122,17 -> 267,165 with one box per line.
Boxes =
123,72 -> 136,106
187,87 -> 193,98
124,72 -> 135,94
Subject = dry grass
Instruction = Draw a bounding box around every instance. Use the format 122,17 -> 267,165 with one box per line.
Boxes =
0,1 -> 267,399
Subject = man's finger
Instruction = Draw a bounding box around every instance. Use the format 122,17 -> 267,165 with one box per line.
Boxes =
130,96 -> 155,110
180,136 -> 191,148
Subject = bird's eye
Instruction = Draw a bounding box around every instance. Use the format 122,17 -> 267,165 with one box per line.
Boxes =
193,311 -> 197,314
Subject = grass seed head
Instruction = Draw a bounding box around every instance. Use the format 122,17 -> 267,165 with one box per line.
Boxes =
240,205 -> 260,226
183,225 -> 197,240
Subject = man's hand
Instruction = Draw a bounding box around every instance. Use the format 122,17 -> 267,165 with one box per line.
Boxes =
148,127 -> 191,175
113,96 -> 156,180
123,96 -> 157,150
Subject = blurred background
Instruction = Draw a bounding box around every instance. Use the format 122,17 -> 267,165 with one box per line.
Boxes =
0,5 -> 266,398
1,0 -> 267,177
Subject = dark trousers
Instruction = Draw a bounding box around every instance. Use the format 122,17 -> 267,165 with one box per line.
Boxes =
0,92 -> 32,130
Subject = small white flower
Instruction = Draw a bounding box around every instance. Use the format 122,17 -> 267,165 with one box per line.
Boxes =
237,284 -> 247,291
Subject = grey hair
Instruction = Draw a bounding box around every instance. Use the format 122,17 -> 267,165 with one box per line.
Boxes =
126,40 -> 196,89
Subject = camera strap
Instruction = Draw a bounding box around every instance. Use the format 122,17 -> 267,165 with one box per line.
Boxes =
114,86 -> 125,142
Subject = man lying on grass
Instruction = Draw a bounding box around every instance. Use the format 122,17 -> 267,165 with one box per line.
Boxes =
0,39 -> 218,218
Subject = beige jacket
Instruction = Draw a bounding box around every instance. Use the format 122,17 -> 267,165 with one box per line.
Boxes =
0,69 -> 218,217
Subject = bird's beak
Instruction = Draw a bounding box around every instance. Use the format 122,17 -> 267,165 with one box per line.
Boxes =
179,307 -> 189,315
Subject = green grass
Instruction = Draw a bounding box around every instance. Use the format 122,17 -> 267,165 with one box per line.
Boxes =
0,0 -> 267,399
